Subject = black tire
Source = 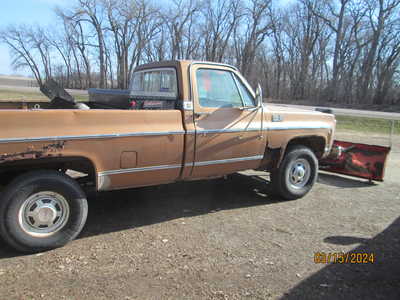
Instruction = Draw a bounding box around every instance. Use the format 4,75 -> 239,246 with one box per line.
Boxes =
0,170 -> 88,253
270,145 -> 318,200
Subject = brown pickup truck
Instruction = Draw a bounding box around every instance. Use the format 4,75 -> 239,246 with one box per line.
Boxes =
0,60 -> 336,252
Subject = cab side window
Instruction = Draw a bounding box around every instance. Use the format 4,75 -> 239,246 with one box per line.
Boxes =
196,69 -> 242,108
235,75 -> 255,107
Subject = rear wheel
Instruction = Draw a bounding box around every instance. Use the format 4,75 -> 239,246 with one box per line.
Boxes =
0,170 -> 88,253
270,145 -> 318,200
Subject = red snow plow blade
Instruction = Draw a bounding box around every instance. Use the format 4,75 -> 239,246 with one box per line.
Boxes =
320,140 -> 391,181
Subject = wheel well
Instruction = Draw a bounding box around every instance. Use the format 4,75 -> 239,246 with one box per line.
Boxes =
0,156 -> 97,188
285,136 -> 326,159
260,135 -> 326,172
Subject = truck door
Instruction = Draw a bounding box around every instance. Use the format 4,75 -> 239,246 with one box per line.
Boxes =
189,64 -> 266,178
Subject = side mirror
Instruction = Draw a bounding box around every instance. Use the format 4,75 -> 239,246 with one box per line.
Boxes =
255,83 -> 263,107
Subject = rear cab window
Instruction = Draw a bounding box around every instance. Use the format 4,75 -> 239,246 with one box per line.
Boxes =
130,68 -> 178,109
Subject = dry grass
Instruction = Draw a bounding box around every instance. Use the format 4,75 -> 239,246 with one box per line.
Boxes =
0,89 -> 49,102
0,88 -> 88,102
336,115 -> 400,135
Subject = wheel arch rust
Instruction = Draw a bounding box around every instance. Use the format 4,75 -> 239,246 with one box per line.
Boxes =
0,155 -> 98,190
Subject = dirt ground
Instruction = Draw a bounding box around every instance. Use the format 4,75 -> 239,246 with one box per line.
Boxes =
0,133 -> 399,300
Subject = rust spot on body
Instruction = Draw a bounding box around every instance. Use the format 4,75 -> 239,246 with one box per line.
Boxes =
0,141 -> 66,163
257,145 -> 282,171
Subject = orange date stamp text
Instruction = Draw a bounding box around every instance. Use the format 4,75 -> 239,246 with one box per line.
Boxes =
314,252 -> 375,264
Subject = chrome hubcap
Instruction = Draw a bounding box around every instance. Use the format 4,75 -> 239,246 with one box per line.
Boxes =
289,159 -> 311,188
19,192 -> 70,237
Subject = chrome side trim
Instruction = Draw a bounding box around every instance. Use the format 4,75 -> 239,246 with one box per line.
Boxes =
189,155 -> 263,167
187,123 -> 330,135
1,123 -> 331,144
98,155 -> 263,177
266,122 -> 332,131
196,128 -> 261,134
0,131 -> 185,144
98,164 -> 182,176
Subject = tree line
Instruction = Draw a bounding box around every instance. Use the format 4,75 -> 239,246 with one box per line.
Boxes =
1,0 -> 399,105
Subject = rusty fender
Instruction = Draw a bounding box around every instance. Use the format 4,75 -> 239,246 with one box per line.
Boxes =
0,141 -> 66,163
257,146 -> 282,171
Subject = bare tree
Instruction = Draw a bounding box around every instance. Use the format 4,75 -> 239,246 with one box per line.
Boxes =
234,0 -> 272,78
71,0 -> 107,88
373,15 -> 400,104
104,0 -> 137,88
0,25 -> 43,85
163,0 -> 200,60
309,0 -> 351,102
0,0 -> 399,106
358,0 -> 400,103
200,0 -> 241,62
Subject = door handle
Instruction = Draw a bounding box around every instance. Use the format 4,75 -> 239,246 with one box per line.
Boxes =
194,112 -> 211,118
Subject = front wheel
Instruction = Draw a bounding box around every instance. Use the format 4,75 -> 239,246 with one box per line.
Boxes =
270,145 -> 318,200
0,170 -> 88,253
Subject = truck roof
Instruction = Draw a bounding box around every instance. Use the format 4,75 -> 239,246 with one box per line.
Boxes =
134,60 -> 238,72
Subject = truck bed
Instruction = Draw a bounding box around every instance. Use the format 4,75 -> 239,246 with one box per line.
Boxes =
0,109 -> 185,190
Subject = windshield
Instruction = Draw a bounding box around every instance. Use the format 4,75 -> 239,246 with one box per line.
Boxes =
130,68 -> 178,98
